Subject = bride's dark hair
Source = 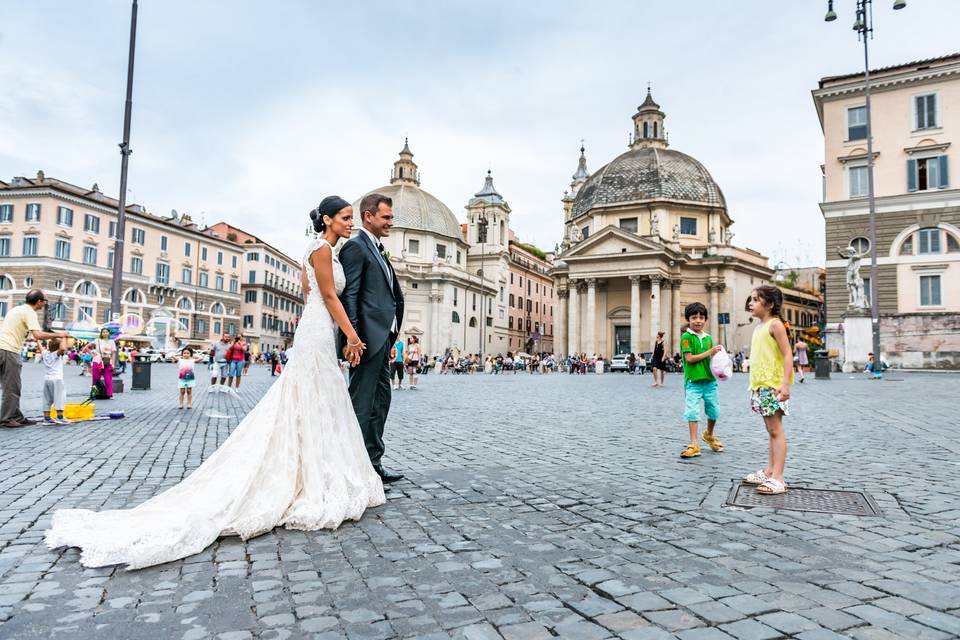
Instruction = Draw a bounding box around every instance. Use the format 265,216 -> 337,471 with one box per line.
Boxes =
309,208 -> 326,233
311,195 -> 350,234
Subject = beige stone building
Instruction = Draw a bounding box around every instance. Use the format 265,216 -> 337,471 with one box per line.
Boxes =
0,173 -> 243,346
813,52 -> 960,368
207,223 -> 303,355
552,91 -> 772,358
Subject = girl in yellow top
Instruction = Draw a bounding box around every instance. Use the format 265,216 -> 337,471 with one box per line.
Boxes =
742,286 -> 794,495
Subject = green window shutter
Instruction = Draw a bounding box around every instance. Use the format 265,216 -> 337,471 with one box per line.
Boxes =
939,155 -> 949,188
907,159 -> 918,192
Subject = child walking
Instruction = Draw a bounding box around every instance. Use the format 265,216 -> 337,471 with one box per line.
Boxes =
41,338 -> 70,424
680,302 -> 724,458
172,347 -> 205,409
742,285 -> 794,494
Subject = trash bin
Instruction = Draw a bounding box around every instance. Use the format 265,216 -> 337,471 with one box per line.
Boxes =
131,359 -> 152,390
814,349 -> 830,379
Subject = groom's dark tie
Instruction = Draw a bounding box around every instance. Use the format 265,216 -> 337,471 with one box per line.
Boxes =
376,242 -> 387,257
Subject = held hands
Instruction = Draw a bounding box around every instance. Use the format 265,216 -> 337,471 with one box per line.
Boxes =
342,337 -> 366,367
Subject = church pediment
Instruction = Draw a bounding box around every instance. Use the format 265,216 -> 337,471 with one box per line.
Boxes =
563,226 -> 670,259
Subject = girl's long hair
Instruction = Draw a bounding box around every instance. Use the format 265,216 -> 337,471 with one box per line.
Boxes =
752,285 -> 784,320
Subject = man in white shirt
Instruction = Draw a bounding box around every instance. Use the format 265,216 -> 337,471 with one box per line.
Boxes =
0,290 -> 69,427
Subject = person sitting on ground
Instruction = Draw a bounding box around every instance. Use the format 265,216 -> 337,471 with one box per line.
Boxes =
0,289 -> 69,428
41,337 -> 70,425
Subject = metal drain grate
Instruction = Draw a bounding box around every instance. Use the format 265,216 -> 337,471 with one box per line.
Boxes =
726,481 -> 882,516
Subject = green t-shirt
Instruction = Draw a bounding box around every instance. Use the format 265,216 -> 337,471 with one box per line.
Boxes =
681,330 -> 715,383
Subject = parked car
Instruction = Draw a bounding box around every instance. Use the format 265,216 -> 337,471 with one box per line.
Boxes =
640,351 -> 655,372
609,354 -> 631,372
137,348 -> 163,363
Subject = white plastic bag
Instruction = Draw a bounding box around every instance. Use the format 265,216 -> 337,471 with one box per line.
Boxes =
710,346 -> 733,381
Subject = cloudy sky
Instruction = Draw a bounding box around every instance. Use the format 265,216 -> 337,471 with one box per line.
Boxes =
2,1 -> 958,266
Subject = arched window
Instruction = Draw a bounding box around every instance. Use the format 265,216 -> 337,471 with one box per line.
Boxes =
451,311 -> 460,323
653,122 -> 658,138
642,122 -> 649,138
177,297 -> 192,310
211,302 -> 225,315
469,317 -> 477,328
0,275 -> 12,290
125,288 -> 144,304
77,280 -> 98,297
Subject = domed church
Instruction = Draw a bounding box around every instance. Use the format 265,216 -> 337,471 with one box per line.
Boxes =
552,90 -> 772,358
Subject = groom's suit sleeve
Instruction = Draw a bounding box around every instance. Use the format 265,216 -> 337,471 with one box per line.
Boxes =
338,240 -> 364,333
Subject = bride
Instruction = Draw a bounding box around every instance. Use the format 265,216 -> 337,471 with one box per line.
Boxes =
45,197 -> 385,569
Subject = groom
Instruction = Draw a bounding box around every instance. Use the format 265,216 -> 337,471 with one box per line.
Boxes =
338,193 -> 405,484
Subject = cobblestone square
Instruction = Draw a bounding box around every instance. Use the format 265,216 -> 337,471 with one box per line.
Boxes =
0,363 -> 958,639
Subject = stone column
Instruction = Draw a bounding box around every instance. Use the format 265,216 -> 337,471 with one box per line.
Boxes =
556,288 -> 569,357
649,275 -> 661,347
568,280 -> 580,355
708,282 -> 720,340
585,278 -> 597,356
630,275 -> 642,354
670,280 -> 681,354
597,282 -> 608,357
430,290 -> 442,354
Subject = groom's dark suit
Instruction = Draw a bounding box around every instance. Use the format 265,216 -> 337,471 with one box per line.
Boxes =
338,230 -> 404,468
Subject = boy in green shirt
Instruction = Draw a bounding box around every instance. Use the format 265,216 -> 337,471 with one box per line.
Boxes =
680,302 -> 724,458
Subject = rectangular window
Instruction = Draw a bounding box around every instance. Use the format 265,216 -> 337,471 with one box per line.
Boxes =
229,278 -> 238,293
849,165 -> 869,198
847,106 -> 867,140
581,226 -> 590,239
908,156 -> 949,192
131,227 -> 145,245
25,203 -> 41,222
619,217 -> 638,233
217,251 -> 223,265
215,275 -> 224,290
201,247 -> 208,261
247,252 -> 259,261
863,277 -> 871,305
408,239 -> 420,254
109,221 -> 118,239
83,245 -> 97,265
918,228 -> 941,255
915,94 -> 937,130
0,238 -> 9,257
920,275 -> 942,306
160,235 -> 168,252
184,242 -> 192,257
83,214 -> 100,233
245,290 -> 258,303
0,205 -> 12,223
107,251 -> 114,269
178,317 -> 189,331
231,255 -> 238,269
57,206 -> 73,227
227,322 -> 236,335
436,244 -> 447,259
155,262 -> 170,284
78,305 -> 93,322
248,270 -> 256,284
199,272 -> 209,288
23,235 -> 38,256
181,267 -> 193,284
453,288 -> 458,306
55,239 -> 71,260
680,217 -> 698,235
196,318 -> 207,334
243,315 -> 253,329
130,255 -> 143,274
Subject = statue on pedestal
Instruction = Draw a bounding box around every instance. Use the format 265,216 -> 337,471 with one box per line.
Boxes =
649,211 -> 660,238
671,224 -> 680,244
837,246 -> 869,310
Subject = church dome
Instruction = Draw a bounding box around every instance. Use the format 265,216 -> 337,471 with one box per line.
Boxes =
572,147 -> 726,218
355,183 -> 462,240
355,140 -> 462,240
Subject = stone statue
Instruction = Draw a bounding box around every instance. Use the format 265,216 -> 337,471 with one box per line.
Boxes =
837,246 -> 868,310
709,227 -> 717,244
726,230 -> 734,246
671,223 -> 680,243
649,211 -> 660,237
570,225 -> 583,243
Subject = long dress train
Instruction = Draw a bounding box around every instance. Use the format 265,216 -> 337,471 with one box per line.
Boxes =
44,237 -> 385,569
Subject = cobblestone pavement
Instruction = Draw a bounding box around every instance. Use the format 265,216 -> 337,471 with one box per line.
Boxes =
0,362 -> 958,639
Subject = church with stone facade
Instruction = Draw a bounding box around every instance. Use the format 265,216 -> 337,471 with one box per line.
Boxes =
551,91 -> 773,358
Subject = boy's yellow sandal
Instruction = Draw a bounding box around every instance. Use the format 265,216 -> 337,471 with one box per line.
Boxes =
702,433 -> 725,452
680,443 -> 701,458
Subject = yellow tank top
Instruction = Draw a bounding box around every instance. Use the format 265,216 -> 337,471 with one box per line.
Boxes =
749,319 -> 793,391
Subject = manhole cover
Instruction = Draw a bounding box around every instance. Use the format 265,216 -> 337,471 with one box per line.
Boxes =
726,481 -> 882,516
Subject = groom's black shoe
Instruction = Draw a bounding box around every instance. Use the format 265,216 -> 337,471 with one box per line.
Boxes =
374,465 -> 404,484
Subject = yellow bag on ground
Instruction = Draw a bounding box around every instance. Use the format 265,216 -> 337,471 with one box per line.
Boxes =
63,404 -> 95,420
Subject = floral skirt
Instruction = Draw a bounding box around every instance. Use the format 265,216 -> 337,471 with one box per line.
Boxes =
750,387 -> 790,417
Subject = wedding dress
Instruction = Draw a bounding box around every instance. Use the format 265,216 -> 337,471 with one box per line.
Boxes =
45,237 -> 385,569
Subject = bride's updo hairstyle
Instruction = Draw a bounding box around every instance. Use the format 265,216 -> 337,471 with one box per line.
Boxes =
310,195 -> 350,233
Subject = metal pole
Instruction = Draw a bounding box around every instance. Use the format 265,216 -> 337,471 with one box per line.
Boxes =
859,0 -> 883,378
110,0 -> 138,320
480,241 -> 485,357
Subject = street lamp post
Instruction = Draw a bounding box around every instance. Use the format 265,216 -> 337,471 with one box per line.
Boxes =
824,0 -> 906,379
477,209 -> 488,358
110,0 -> 139,320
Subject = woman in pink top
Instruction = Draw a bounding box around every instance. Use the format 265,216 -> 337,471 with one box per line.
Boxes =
83,328 -> 117,398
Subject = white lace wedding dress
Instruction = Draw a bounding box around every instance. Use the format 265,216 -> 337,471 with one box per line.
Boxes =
45,237 -> 385,569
